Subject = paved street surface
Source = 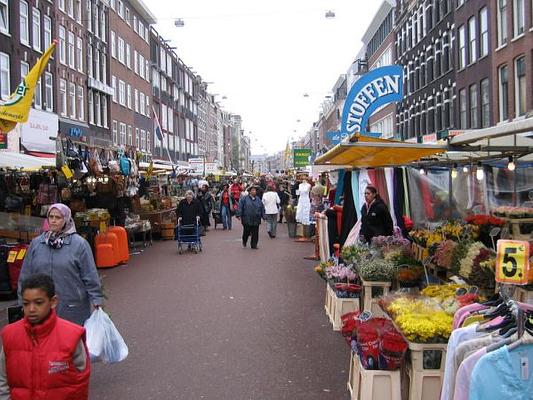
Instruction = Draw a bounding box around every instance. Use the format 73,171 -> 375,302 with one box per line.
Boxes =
81,222 -> 349,399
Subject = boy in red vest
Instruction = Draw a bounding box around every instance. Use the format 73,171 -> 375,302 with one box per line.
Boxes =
0,274 -> 90,400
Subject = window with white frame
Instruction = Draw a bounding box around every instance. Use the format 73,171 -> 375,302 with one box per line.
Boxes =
134,89 -> 139,112
44,16 -> 51,49
161,104 -> 167,130
458,25 -> 466,69
92,4 -> 98,37
513,0 -> 525,36
59,78 -> 67,116
34,77 -> 42,109
126,44 -> 131,69
0,0 -> 9,35
59,26 -> 66,64
135,128 -> 140,149
468,17 -> 476,64
139,92 -> 145,115
32,8 -> 41,51
94,50 -> 100,81
102,96 -> 108,128
119,80 -> 126,106
145,60 -> 149,81
138,54 -> 144,78
100,8 -> 105,41
469,84 -> 478,128
133,16 -> 137,32
110,31 -> 116,58
140,129 -> 146,150
76,37 -> 83,72
480,78 -> 490,127
479,7 -> 488,57
44,72 -> 53,111
118,1 -> 124,18
87,45 -> 93,78
59,0 -> 65,11
67,31 -> 75,68
459,88 -> 467,128
498,64 -> 509,121
94,93 -> 101,126
168,107 -> 173,133
88,90 -> 94,124
146,96 -> 150,117
76,85 -> 84,120
86,0 -> 92,31
146,131 -> 150,152
112,120 -> 118,145
68,82 -> 76,119
497,0 -> 508,46
118,37 -> 125,64
167,55 -> 172,77
102,55 -> 106,84
20,61 -> 29,80
127,125 -> 132,146
67,0 -> 73,18
111,76 -> 117,103
20,1 -> 29,45
125,8 -> 130,25
119,123 -> 126,145
515,56 -> 526,116
133,51 -> 138,74
127,84 -> 131,109
75,0 -> 81,23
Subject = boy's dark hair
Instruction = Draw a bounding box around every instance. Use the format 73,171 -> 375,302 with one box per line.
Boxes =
21,274 -> 56,298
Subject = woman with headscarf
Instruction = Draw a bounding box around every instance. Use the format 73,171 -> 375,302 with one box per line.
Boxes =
18,203 -> 104,326
360,185 -> 394,243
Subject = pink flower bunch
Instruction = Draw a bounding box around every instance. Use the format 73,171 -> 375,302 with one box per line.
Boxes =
433,240 -> 458,269
325,263 -> 358,282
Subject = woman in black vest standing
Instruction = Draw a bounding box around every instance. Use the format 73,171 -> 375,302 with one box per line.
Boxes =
360,185 -> 393,243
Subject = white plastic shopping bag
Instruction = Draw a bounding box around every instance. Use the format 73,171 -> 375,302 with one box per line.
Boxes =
84,308 -> 129,364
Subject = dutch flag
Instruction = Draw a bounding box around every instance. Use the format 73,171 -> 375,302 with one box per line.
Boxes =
152,105 -> 163,141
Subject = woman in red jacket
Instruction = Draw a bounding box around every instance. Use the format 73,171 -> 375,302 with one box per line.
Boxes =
0,274 -> 90,400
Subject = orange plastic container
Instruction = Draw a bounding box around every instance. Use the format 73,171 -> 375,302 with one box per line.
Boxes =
95,243 -> 116,268
94,232 -> 120,267
107,226 -> 129,264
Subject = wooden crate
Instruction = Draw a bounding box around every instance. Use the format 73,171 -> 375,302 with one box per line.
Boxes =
362,280 -> 391,317
405,341 -> 447,400
325,283 -> 360,330
324,283 -> 335,322
347,351 -> 401,400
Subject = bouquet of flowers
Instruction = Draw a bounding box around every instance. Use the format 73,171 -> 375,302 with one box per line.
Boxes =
341,243 -> 371,265
383,296 -> 453,343
358,258 -> 398,282
325,263 -> 358,283
493,206 -> 533,218
458,242 -> 487,278
433,240 -> 458,269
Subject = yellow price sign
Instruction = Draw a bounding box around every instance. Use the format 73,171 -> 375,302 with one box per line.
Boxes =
495,240 -> 530,285
6,251 -> 17,263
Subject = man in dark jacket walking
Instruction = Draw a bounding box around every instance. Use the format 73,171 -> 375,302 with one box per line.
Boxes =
236,186 -> 265,249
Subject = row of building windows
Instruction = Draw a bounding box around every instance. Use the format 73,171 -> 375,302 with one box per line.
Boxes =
496,0 -> 530,47
458,78 -> 490,128
58,26 -> 84,72
397,83 -> 455,139
110,31 -> 150,82
111,75 -> 151,117
457,7 -> 489,69
14,1 -> 54,52
367,10 -> 394,59
109,0 -> 150,44
112,120 -> 151,152
58,78 -> 85,121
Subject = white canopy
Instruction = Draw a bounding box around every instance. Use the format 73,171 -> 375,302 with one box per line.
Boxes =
0,152 -> 55,169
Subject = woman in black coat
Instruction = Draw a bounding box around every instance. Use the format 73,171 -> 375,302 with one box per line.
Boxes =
360,185 -> 393,243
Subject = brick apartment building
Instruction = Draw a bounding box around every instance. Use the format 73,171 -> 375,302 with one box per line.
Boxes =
490,0 -> 532,125
109,0 -> 155,156
364,0 -> 397,139
395,0 -> 456,141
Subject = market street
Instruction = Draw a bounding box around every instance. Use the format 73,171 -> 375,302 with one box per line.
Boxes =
89,225 -> 349,400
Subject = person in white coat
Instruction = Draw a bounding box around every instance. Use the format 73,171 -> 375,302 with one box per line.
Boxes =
262,186 -> 281,238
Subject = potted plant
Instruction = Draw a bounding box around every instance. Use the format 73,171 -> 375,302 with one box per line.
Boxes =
285,205 -> 297,238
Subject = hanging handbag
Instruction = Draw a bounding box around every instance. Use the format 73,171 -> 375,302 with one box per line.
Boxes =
108,150 -> 120,174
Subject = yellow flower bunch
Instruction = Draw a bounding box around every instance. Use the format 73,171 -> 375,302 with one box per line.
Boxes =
422,284 -> 467,300
388,297 -> 453,342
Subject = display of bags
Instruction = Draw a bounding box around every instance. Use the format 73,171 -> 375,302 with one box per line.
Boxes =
119,155 -> 131,176
36,183 -> 58,205
84,308 -> 128,364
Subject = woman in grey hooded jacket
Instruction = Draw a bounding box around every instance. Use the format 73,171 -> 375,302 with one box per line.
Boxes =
18,203 -> 104,325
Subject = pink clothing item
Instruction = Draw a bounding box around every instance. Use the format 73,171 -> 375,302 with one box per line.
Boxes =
452,348 -> 486,400
453,303 -> 487,329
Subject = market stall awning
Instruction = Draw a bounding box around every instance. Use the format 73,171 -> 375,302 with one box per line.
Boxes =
0,151 -> 55,169
314,135 -> 446,167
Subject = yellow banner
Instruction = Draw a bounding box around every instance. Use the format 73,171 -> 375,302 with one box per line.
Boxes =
0,42 -> 56,131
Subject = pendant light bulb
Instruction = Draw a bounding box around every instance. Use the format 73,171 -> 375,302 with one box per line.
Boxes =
507,156 -> 516,171
476,162 -> 484,181
451,163 -> 458,179
419,167 -> 425,175
462,165 -> 469,173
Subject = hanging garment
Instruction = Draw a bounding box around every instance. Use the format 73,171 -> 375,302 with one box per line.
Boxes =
295,182 -> 311,225
452,347 -> 486,400
385,168 -> 397,227
357,168 -> 372,220
339,171 -> 357,246
334,170 -> 345,205
393,168 -> 406,233
325,208 -> 339,256
469,344 -> 533,400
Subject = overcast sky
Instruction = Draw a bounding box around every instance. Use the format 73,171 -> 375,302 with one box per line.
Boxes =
143,0 -> 381,155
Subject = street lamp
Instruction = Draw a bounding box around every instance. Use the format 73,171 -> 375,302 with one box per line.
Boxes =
174,18 -> 185,27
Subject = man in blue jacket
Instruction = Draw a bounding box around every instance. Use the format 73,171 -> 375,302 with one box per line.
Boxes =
236,186 -> 265,249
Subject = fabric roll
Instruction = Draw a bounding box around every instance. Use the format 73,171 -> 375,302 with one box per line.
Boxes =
384,168 -> 397,227
334,169 -> 345,205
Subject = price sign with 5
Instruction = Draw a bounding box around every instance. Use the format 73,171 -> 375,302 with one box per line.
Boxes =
495,240 -> 530,285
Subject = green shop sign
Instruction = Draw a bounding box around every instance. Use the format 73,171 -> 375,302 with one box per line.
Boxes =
293,148 -> 311,167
